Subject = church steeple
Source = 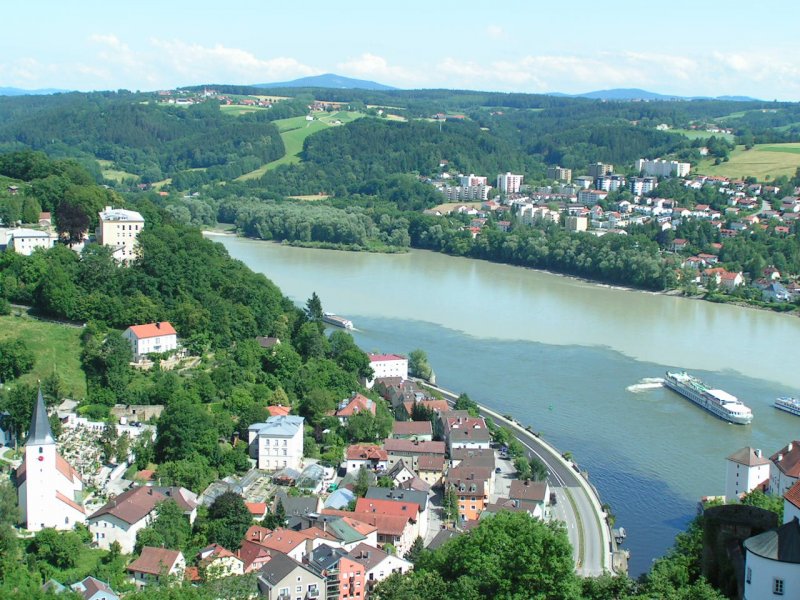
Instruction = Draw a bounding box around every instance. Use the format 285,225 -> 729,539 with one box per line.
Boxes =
25,387 -> 55,446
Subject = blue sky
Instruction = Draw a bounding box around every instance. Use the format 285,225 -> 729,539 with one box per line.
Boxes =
3,0 -> 799,99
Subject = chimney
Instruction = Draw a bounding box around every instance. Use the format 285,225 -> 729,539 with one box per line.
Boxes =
778,454 -> 783,462
156,322 -> 161,329
755,449 -> 762,458
790,443 -> 794,452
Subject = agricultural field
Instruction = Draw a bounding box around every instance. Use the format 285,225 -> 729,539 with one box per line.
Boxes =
669,128 -> 735,142
0,314 -> 86,399
97,159 -> 138,183
237,111 -> 365,181
695,143 -> 800,180
219,104 -> 267,116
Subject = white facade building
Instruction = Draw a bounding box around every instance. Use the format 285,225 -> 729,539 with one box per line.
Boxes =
365,353 -> 408,389
743,518 -> 800,600
629,176 -> 658,196
16,389 -> 85,531
635,158 -> 691,178
88,486 -> 165,553
497,172 -> 524,195
248,415 -> 305,471
770,441 -> 800,497
122,322 -> 178,361
7,228 -> 55,255
725,447 -> 770,501
96,206 -> 145,264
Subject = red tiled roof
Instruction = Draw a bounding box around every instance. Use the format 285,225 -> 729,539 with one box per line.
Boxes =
510,480 -> 548,502
417,455 -> 445,471
369,353 -> 406,363
246,502 -> 268,516
403,400 -> 450,416
355,498 -> 419,520
392,421 -> 432,436
244,527 -> 307,554
184,566 -> 201,582
771,442 -> 800,477
237,540 -> 273,572
383,439 -> 445,455
56,490 -> 85,514
784,481 -> 800,509
266,405 -> 290,417
89,486 -> 164,525
346,444 -> 388,461
336,394 -> 376,418
127,322 -> 177,339
127,547 -> 182,575
321,509 -> 411,537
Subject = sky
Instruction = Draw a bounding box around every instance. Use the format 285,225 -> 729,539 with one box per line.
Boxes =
2,0 -> 800,100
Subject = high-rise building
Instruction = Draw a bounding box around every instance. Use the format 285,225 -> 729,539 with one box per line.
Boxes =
546,166 -> 572,183
588,163 -> 614,178
629,176 -> 658,196
97,205 -> 145,264
635,159 -> 691,178
497,172 -> 524,194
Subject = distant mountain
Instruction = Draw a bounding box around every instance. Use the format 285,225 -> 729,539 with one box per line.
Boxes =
254,73 -> 396,91
550,88 -> 760,102
0,86 -> 70,96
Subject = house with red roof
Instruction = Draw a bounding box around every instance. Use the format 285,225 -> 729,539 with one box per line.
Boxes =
391,421 -> 433,441
345,444 -> 389,474
365,353 -> 408,388
198,543 -> 244,580
383,439 -> 446,471
783,481 -> 800,525
266,405 -> 291,417
335,393 -> 376,425
127,547 -> 185,587
770,441 -> 800,496
88,486 -> 165,553
122,322 -> 178,361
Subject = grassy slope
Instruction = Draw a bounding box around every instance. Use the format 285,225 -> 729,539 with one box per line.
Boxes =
97,159 -> 138,183
0,314 -> 86,399
669,129 -> 735,142
695,143 -> 800,180
236,111 -> 366,181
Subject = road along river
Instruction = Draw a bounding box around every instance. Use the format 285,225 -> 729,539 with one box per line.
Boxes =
210,235 -> 800,575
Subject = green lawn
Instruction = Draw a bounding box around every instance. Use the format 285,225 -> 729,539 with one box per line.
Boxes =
220,104 -> 267,116
97,159 -> 138,183
0,314 -> 86,399
695,143 -> 800,180
669,128 -> 735,142
236,111 -> 366,181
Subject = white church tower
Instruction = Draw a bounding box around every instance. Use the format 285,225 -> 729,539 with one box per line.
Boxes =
16,388 -> 85,531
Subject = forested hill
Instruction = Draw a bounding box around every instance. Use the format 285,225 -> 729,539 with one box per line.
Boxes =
0,92 -> 286,183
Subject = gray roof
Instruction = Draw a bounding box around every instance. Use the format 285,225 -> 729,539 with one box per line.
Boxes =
249,415 -> 304,437
324,488 -> 356,509
306,543 -> 348,574
727,447 -> 770,467
275,490 -> 319,516
426,529 -> 462,550
744,517 -> 800,563
258,552 -> 318,588
26,388 -> 55,446
365,486 -> 429,512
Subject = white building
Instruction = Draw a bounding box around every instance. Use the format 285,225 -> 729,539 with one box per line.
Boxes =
7,227 -> 55,255
784,482 -> 800,525
743,517 -> 800,600
88,486 -> 166,553
16,389 -> 86,531
629,176 -> 658,196
725,447 -> 770,501
127,547 -> 186,587
635,158 -> 691,178
497,172 -> 524,195
770,441 -> 800,497
96,205 -> 145,264
122,322 -> 178,361
247,415 -> 305,471
365,353 -> 408,389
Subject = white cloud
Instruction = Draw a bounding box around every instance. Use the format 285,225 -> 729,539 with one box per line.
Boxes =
337,53 -> 422,86
486,25 -> 505,39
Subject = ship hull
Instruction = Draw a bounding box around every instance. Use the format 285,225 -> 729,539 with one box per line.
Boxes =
664,373 -> 752,425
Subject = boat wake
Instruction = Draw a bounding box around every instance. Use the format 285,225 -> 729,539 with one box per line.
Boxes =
627,378 -> 665,393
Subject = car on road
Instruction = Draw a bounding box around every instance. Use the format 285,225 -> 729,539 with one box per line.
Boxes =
550,491 -> 557,505
494,467 -> 502,473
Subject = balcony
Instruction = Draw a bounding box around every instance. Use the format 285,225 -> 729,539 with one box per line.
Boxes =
306,589 -> 320,598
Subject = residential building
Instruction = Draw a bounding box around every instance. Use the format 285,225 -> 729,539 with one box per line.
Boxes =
635,158 -> 691,178
509,480 -> 550,519
566,216 -> 588,232
588,163 -> 614,178
353,499 -> 419,557
417,455 -> 446,487
446,462 -> 493,522
16,389 -> 85,532
595,174 -> 626,192
198,544 -> 245,579
96,205 -> 145,263
575,175 -> 594,189
577,189 -> 608,204
88,486 -> 164,553
69,576 -> 119,600
443,414 -> 491,452
345,445 -> 389,474
384,459 -> 416,487
122,322 -> 178,361
743,517 -> 800,600
629,176 -> 657,196
726,447 -> 770,501
338,553 -> 368,600
335,393 -> 376,425
7,227 -> 55,255
770,442 -> 800,496
248,415 -> 305,471
306,543 -> 348,599
546,166 -> 572,183
391,421 -> 433,441
383,439 -> 446,471
365,487 -> 429,538
127,547 -> 185,587
346,542 -> 412,595
365,354 -> 408,388
497,172 -> 524,194
257,551 -> 325,600
784,482 -> 800,525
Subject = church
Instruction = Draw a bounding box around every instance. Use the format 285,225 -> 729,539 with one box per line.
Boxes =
16,389 -> 85,531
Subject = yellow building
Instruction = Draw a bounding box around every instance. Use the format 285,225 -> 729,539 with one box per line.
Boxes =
96,206 -> 144,264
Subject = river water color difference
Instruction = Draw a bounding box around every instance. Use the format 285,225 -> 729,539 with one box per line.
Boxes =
210,234 -> 800,576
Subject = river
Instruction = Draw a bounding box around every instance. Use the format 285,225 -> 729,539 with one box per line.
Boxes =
210,234 -> 800,576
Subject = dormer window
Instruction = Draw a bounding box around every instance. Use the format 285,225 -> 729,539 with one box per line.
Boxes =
38,447 -> 43,454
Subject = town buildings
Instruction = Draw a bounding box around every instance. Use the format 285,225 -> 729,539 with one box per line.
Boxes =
365,354 -> 408,388
546,166 -> 572,183
636,158 -> 691,178
122,322 -> 178,361
88,486 -> 165,553
725,447 -> 770,501
497,172 -> 524,194
248,415 -> 305,471
6,227 -> 55,255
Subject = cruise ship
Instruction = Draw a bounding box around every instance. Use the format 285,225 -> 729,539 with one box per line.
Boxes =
774,397 -> 800,417
322,312 -> 354,330
664,371 -> 753,424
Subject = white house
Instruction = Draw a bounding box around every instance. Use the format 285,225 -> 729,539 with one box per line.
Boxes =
784,482 -> 800,525
127,547 -> 186,587
96,206 -> 145,264
725,447 -> 770,501
122,322 -> 178,361
365,354 -> 408,389
88,486 -> 165,553
770,441 -> 800,497
7,227 -> 55,255
347,542 -> 413,587
247,415 -> 305,471
743,517 -> 800,600
16,389 -> 85,531
345,445 -> 389,474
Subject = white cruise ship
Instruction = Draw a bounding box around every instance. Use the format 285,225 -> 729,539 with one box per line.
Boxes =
775,397 -> 800,417
664,371 -> 753,424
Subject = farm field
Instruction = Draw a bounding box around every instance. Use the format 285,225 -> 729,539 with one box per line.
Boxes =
0,314 -> 86,399
97,159 -> 138,183
236,111 -> 365,181
219,104 -> 267,116
695,143 -> 800,180
669,128 -> 735,142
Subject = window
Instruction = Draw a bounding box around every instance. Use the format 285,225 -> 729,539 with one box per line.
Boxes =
296,585 -> 302,592
774,578 -> 784,595
746,567 -> 751,584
